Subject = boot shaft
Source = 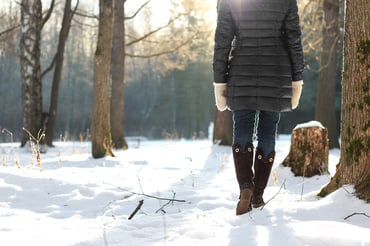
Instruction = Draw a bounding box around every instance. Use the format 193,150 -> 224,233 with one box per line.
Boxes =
253,147 -> 275,207
232,143 -> 254,190
255,148 -> 275,165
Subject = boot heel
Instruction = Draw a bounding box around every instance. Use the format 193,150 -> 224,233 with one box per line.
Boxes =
236,188 -> 253,215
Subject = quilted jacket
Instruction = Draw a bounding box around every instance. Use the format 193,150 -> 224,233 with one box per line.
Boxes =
213,0 -> 304,112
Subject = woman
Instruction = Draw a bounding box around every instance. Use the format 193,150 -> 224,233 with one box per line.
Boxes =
213,0 -> 304,215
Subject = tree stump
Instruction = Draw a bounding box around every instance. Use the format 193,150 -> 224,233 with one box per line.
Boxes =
282,121 -> 329,177
213,109 -> 233,145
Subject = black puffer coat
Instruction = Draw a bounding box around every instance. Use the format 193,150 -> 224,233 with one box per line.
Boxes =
213,0 -> 304,112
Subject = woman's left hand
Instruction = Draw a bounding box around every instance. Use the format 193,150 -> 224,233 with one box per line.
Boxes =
292,80 -> 303,109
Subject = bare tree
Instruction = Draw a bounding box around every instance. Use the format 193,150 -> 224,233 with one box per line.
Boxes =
15,0 -> 214,145
110,0 -> 128,150
20,0 -> 43,146
315,0 -> 340,149
45,0 -> 78,146
19,0 -> 55,147
91,0 -> 114,158
110,0 -> 213,146
319,0 -> 370,202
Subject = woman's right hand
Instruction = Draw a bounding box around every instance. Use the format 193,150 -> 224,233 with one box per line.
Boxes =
214,83 -> 228,111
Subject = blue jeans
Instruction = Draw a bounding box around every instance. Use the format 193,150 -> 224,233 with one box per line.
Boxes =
233,110 -> 280,158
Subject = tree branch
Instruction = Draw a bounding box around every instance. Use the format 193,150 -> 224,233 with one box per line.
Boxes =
125,0 -> 151,20
0,24 -> 20,38
41,0 -> 55,30
72,17 -> 98,29
72,0 -> 80,15
41,54 -> 57,78
126,31 -> 199,58
41,0 -> 78,80
74,9 -> 98,20
126,12 -> 189,47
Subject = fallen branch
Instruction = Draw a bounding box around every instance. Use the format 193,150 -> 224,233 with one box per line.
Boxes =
128,200 -> 144,220
104,182 -> 186,204
344,212 -> 370,220
103,182 -> 186,217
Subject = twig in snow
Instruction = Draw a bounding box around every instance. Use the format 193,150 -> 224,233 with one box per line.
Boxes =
300,175 -> 305,201
103,182 -> 186,216
341,185 -> 353,194
259,178 -> 287,210
103,193 -> 135,210
103,182 -> 186,204
1,128 -> 13,142
155,192 -> 177,214
137,176 -> 144,194
22,128 -> 45,171
103,223 -> 109,246
128,200 -> 144,220
344,212 -> 370,220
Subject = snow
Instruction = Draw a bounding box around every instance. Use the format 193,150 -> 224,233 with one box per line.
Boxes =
1,136 -> 369,246
294,120 -> 325,129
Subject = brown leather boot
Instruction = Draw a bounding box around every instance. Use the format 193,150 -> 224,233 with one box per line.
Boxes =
232,143 -> 254,215
252,148 -> 275,208
236,188 -> 253,215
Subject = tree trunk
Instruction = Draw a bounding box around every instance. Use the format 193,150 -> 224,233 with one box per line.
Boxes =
110,0 -> 128,149
319,0 -> 370,202
20,0 -> 43,146
213,110 -> 233,146
282,122 -> 329,177
91,0 -> 114,158
315,0 -> 340,149
45,0 -> 74,146
213,0 -> 233,146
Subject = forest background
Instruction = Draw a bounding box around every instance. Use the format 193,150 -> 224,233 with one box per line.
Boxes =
0,0 -> 342,143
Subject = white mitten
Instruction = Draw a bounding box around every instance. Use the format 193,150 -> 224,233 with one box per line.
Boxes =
213,83 -> 228,111
292,80 -> 303,109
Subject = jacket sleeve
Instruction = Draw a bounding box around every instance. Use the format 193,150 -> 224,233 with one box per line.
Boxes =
213,0 -> 236,83
284,0 -> 304,81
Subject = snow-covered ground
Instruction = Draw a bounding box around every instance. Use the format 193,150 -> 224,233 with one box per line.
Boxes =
1,136 -> 369,246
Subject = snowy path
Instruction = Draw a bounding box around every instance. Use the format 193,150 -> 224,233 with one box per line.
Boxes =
0,138 -> 369,245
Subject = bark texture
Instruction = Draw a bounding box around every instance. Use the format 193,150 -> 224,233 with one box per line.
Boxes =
110,0 -> 128,150
92,0 -> 114,158
282,125 -> 329,177
319,0 -> 370,202
213,110 -> 233,146
20,0 -> 43,146
315,0 -> 340,149
45,0 -> 74,146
